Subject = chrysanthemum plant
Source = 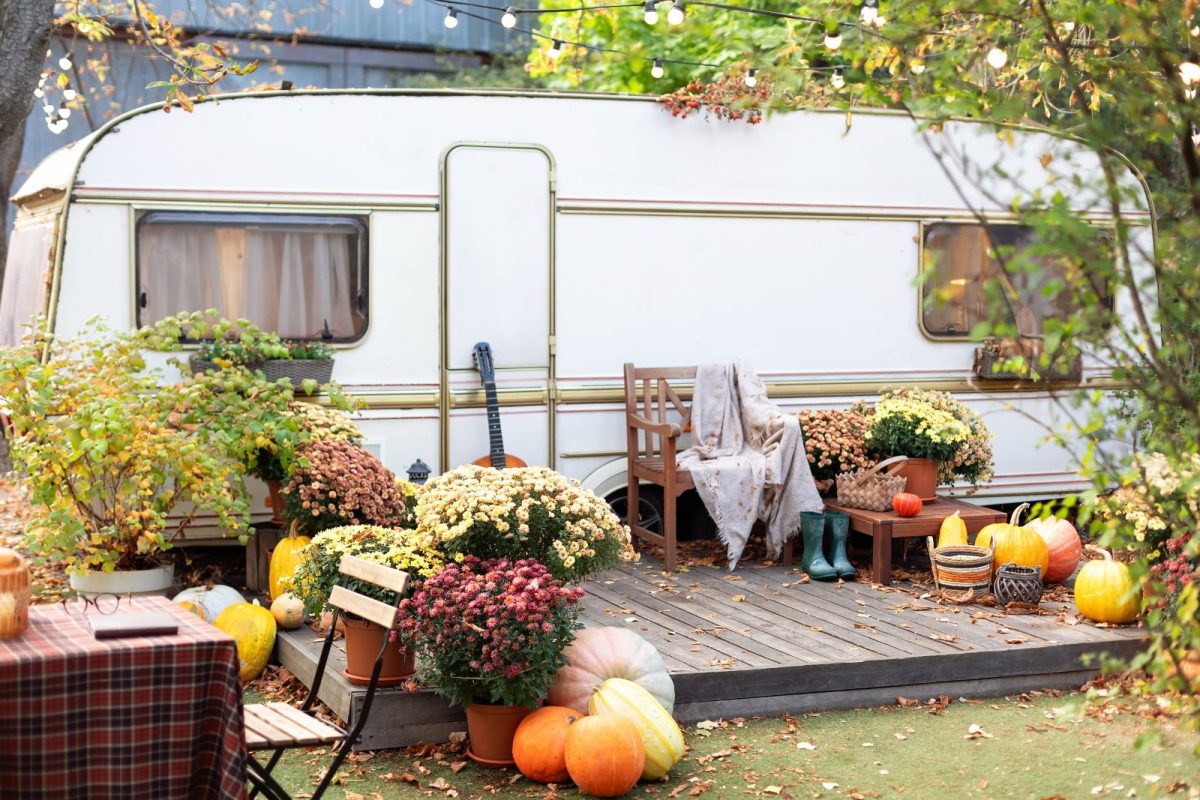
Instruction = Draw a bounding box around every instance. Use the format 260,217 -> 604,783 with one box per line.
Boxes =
397,557 -> 583,708
414,465 -> 635,581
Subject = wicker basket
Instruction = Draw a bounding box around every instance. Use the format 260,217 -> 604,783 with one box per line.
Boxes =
993,563 -> 1044,605
261,359 -> 334,390
836,456 -> 909,512
926,536 -> 994,593
186,355 -> 265,375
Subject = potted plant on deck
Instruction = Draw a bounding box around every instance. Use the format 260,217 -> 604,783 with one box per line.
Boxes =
0,321 -> 249,595
795,408 -> 875,495
397,556 -> 584,766
282,438 -> 410,536
287,525 -> 443,685
860,388 -> 995,501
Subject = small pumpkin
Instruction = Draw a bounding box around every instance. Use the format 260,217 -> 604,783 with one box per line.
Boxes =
1074,545 -> 1139,624
176,600 -> 207,620
548,627 -> 675,714
270,593 -> 306,630
268,520 -> 312,601
213,599 -> 277,682
891,493 -> 923,518
976,503 -> 1049,575
1026,515 -> 1082,583
513,706 -> 579,784
937,511 -> 968,548
565,714 -> 645,797
589,678 -> 684,780
172,583 -> 244,623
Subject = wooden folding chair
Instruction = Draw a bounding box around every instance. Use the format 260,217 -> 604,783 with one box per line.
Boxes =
246,555 -> 410,800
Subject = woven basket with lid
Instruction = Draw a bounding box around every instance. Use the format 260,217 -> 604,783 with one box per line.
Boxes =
0,547 -> 31,639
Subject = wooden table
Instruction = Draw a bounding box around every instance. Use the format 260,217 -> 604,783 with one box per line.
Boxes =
824,498 -> 1005,586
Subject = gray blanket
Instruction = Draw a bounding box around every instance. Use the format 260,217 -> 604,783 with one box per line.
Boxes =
677,363 -> 824,568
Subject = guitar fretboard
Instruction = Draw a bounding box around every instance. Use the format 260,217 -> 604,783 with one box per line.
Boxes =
482,379 -> 506,469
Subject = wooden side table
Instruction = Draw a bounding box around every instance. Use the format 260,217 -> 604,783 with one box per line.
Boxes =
823,498 -> 1005,586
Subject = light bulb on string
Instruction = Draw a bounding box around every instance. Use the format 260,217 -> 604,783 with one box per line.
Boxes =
1180,57 -> 1200,88
33,88 -> 43,98
369,0 -> 384,8
59,107 -> 71,119
667,1 -> 685,25
859,0 -> 878,27
651,57 -> 664,79
643,0 -> 658,25
831,67 -> 845,89
548,39 -> 562,59
63,88 -> 77,100
58,56 -> 72,71
501,6 -> 518,28
986,46 -> 1008,69
444,7 -> 458,28
744,68 -> 757,87
824,30 -> 842,51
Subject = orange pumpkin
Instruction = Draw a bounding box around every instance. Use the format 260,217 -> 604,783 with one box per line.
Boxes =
565,714 -> 645,797
513,706 -> 580,784
1027,515 -> 1082,583
976,503 -> 1049,575
891,493 -> 923,517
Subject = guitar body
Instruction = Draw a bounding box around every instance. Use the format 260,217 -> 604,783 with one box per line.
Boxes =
470,342 -> 527,470
472,453 -> 528,468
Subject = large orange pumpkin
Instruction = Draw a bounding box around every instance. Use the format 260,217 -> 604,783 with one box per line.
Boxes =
565,714 -> 645,797
513,706 -> 580,784
975,503 -> 1049,575
1027,515 -> 1082,583
1074,545 -> 1139,624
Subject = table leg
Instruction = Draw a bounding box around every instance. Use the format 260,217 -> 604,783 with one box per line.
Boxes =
872,521 -> 893,586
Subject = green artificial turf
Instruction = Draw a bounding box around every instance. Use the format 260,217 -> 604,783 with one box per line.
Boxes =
252,692 -> 1198,799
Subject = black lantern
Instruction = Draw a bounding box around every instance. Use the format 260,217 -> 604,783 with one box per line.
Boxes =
406,458 -> 431,485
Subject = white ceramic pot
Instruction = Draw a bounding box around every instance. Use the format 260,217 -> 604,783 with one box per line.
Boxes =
69,563 -> 175,597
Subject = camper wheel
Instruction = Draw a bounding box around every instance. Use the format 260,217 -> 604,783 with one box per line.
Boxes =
606,485 -> 664,536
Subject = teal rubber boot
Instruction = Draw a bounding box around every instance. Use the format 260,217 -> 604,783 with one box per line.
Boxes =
799,512 -> 838,580
825,511 -> 855,580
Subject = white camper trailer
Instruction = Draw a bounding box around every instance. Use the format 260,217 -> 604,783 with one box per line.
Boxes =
1,90 -> 1154,537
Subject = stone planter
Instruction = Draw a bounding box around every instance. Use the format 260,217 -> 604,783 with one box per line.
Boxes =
68,562 -> 175,597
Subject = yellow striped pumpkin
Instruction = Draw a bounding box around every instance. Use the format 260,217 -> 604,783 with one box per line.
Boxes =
588,677 -> 684,780
213,600 -> 277,682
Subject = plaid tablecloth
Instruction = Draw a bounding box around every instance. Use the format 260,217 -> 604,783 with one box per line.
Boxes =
0,596 -> 248,800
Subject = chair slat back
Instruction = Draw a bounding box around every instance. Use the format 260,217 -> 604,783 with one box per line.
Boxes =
339,554 -> 410,595
623,363 -> 697,458
324,555 -> 411,630
328,585 -> 398,630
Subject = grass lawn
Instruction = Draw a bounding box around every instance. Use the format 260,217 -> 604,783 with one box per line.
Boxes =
254,692 -> 1198,799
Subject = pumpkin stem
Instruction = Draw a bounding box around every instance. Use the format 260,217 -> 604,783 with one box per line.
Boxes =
1010,502 -> 1030,526
1084,544 -> 1113,561
288,519 -> 299,540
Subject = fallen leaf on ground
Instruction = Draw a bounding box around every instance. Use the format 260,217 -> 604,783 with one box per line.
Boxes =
796,741 -> 816,751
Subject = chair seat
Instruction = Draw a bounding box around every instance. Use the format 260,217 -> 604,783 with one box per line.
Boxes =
631,457 -> 694,489
244,702 -> 345,751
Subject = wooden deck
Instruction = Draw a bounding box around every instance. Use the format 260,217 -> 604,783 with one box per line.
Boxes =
277,556 -> 1147,750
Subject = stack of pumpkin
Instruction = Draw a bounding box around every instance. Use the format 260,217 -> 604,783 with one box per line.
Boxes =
174,583 -> 288,681
513,628 -> 685,797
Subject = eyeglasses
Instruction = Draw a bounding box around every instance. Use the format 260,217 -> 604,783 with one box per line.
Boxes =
61,593 -> 128,616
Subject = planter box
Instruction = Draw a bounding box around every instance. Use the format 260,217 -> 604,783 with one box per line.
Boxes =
261,359 -> 334,390
69,562 -> 175,597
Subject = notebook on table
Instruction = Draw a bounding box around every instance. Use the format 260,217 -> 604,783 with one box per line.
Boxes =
88,613 -> 179,639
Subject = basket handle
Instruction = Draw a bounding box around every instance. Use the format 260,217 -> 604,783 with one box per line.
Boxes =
926,536 -> 941,593
846,455 -> 909,489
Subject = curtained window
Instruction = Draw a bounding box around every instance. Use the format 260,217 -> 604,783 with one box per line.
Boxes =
136,212 -> 367,341
920,223 -> 1085,339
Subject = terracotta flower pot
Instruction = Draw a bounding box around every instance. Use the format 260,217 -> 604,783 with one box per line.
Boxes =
266,479 -> 285,525
341,616 -> 414,687
894,457 -> 939,503
465,702 -> 533,767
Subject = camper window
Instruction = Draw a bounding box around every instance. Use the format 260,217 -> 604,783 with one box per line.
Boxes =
135,212 -> 367,342
920,223 -> 1085,340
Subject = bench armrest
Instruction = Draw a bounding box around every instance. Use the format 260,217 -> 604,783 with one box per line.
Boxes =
627,412 -> 682,438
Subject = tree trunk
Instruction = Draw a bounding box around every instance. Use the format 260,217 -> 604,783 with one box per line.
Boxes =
0,0 -> 55,288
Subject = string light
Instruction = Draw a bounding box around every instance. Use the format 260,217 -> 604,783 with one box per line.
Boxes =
667,1 -> 685,25
824,30 -> 842,51
986,45 -> 1008,69
501,5 -> 517,27
62,88 -> 77,100
831,66 -> 845,89
58,55 -> 72,71
548,39 -> 563,58
369,0 -> 385,8
643,0 -> 658,24
651,57 -> 665,78
744,67 -> 757,87
1180,57 -> 1200,88
444,7 -> 459,27
859,0 -> 878,27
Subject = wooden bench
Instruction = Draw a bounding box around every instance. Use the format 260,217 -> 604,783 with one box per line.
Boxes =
623,363 -> 793,572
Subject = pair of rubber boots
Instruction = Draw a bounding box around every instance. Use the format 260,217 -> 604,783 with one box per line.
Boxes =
799,511 -> 855,581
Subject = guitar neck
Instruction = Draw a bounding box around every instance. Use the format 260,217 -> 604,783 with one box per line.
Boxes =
482,379 -> 506,469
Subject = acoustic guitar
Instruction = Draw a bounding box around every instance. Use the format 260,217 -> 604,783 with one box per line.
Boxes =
471,342 -> 527,469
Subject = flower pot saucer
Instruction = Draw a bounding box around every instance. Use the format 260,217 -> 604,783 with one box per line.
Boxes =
466,747 -> 515,768
341,668 -> 412,688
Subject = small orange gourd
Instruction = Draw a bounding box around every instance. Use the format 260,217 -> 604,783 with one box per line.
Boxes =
565,714 -> 645,797
891,493 -> 923,518
512,706 -> 579,784
1074,545 -> 1139,624
975,503 -> 1049,575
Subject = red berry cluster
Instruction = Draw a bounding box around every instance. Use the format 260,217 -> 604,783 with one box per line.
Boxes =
658,69 -> 771,124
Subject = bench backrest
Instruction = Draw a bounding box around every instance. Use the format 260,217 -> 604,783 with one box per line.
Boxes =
326,555 -> 411,630
623,363 -> 696,459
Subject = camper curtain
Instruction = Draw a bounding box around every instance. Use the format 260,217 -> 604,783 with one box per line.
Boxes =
139,218 -> 360,340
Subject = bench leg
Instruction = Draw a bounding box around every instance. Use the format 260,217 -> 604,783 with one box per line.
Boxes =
662,490 -> 677,573
782,537 -> 794,567
872,522 -> 893,585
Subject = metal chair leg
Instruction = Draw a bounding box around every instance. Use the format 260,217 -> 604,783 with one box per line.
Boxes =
247,754 -> 294,800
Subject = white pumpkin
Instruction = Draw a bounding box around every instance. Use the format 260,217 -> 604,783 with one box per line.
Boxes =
548,627 -> 675,714
173,584 -> 245,623
270,593 -> 306,630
